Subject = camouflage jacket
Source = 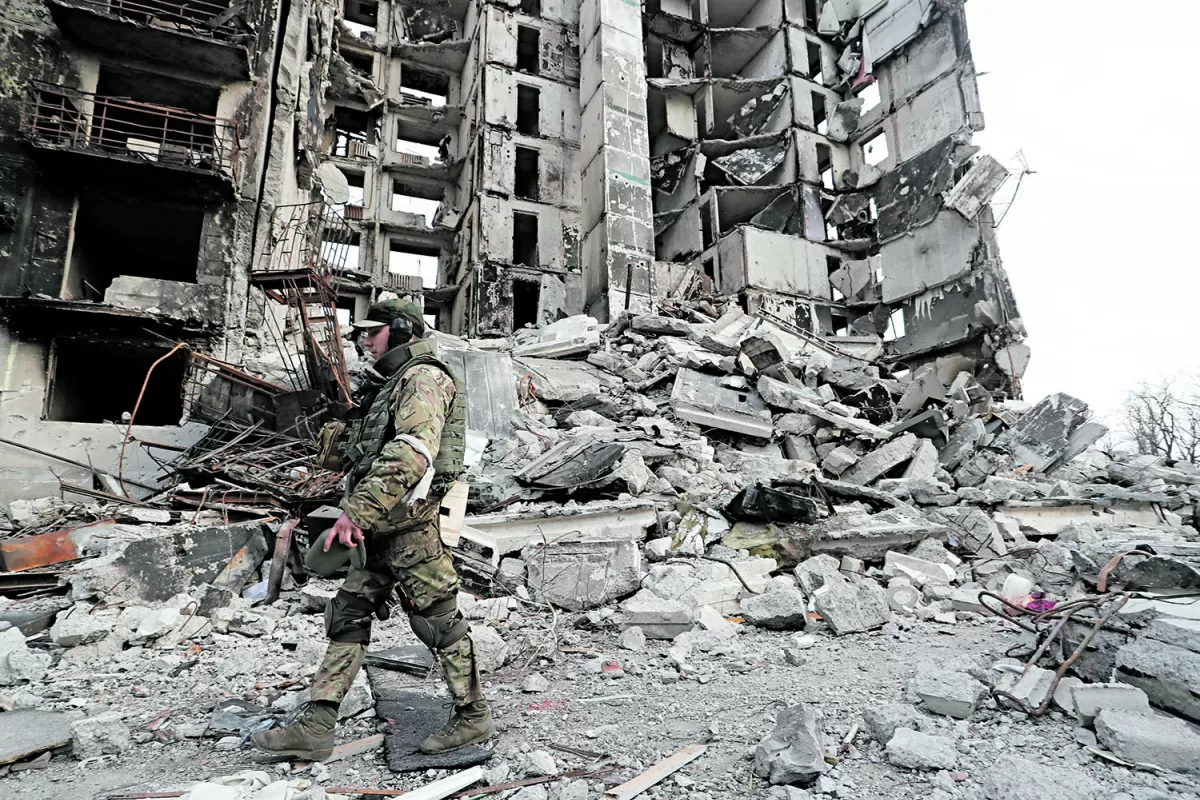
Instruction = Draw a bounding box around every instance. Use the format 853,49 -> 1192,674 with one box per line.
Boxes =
340,363 -> 456,530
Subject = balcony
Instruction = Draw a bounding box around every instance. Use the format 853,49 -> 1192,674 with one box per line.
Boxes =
19,82 -> 240,203
46,0 -> 253,79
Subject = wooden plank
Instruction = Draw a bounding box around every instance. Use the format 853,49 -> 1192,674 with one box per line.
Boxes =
402,766 -> 484,800
603,744 -> 707,800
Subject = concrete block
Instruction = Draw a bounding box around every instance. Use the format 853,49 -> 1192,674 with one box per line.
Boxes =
525,537 -> 641,611
71,713 -> 131,759
908,670 -> 987,719
862,702 -> 926,744
618,626 -> 646,652
939,418 -> 985,471
620,589 -> 694,639
1115,637 -> 1200,722
1095,708 -> 1200,771
1146,618 -> 1200,654
1071,683 -> 1151,726
996,665 -> 1056,710
50,607 -> 111,648
754,704 -> 828,786
813,578 -> 891,635
469,624 -> 510,673
902,439 -> 940,480
741,588 -> 807,631
822,446 -> 859,477
883,551 -> 955,586
842,434 -> 920,485
886,728 -> 957,771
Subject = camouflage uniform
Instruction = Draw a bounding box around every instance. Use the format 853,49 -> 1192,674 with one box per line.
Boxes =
311,359 -> 484,711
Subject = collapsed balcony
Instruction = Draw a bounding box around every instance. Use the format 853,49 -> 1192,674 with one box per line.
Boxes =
46,0 -> 254,80
19,82 -> 241,202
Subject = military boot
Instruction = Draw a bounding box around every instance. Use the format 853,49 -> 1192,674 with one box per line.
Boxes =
250,701 -> 338,761
419,700 -> 494,754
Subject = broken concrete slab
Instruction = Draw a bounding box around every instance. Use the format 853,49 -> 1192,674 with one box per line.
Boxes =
513,316 -> 602,358
1146,618 -> 1200,653
524,538 -> 641,611
1094,708 -> 1200,771
1070,683 -> 1150,726
938,418 -> 985,471
71,712 -> 130,759
902,439 -> 940,480
671,369 -> 773,438
886,728 -> 957,771
993,393 -> 1105,474
758,378 -> 893,440
944,155 -> 1010,220
1114,636 -> 1200,722
841,434 -> 919,485
631,315 -> 692,337
908,669 -> 987,719
822,446 -> 859,477
620,590 -> 694,640
0,709 -> 72,765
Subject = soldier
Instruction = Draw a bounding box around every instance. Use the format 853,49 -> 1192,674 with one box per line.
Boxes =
251,299 -> 492,761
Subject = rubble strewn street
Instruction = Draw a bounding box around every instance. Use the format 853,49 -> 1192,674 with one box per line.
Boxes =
2,300 -> 1199,799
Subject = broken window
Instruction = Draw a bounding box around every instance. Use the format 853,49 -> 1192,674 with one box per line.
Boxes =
400,65 -> 449,107
830,312 -> 851,337
512,211 -> 538,266
816,142 -> 834,190
514,147 -> 540,200
332,107 -> 371,157
862,131 -> 889,166
807,41 -> 824,84
517,26 -> 540,73
321,229 -> 361,271
395,120 -> 441,160
512,278 -> 540,329
46,339 -> 186,425
345,171 -> 366,208
64,193 -> 203,301
812,92 -> 828,135
343,0 -> 378,35
343,50 -> 374,77
388,239 -> 440,287
516,85 -> 541,134
858,82 -> 881,114
884,308 -> 906,342
700,200 -> 714,249
804,0 -> 820,29
827,256 -> 844,301
519,0 -> 541,15
392,181 -> 441,225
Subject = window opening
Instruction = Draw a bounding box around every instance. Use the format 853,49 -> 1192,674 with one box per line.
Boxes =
392,181 -> 441,225
519,0 -> 541,15
512,279 -> 540,329
332,107 -> 371,158
321,229 -> 361,272
699,200 -> 714,248
46,340 -> 186,424
816,142 -> 834,190
862,131 -> 889,166
388,239 -> 440,287
399,65 -> 449,107
517,85 -> 541,134
343,0 -> 378,35
514,147 -> 540,199
512,212 -> 538,266
807,41 -> 824,84
812,92 -> 828,135
517,26 -> 541,73
344,171 -> 365,207
343,50 -> 374,76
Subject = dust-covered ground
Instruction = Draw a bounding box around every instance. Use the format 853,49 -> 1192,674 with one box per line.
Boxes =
6,596 -> 1198,800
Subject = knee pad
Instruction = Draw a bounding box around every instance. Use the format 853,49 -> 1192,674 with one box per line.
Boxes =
409,596 -> 469,651
325,592 -> 377,644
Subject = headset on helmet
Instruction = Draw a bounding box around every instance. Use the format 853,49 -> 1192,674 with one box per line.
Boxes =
389,314 -> 415,342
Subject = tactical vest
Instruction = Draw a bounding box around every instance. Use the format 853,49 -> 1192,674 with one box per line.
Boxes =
344,340 -> 466,505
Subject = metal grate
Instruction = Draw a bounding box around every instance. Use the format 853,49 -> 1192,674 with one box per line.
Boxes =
19,81 -> 241,180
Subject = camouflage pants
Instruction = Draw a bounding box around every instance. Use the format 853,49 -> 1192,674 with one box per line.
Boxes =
311,502 -> 483,707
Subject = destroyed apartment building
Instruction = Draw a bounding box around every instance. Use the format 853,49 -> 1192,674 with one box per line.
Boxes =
2,1 -> 1200,800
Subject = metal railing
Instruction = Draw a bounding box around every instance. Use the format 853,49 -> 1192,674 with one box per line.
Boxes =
58,0 -> 248,44
19,81 -> 241,181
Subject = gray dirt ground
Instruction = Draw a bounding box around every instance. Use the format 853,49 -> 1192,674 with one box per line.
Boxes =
5,602 -> 1199,800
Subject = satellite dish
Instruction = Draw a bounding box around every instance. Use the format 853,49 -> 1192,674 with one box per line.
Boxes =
318,163 -> 350,205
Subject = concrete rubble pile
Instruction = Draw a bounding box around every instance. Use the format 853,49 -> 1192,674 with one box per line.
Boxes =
1,302 -> 1199,794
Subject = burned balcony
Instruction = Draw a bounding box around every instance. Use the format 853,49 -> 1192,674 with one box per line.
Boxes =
19,82 -> 240,203
46,0 -> 254,79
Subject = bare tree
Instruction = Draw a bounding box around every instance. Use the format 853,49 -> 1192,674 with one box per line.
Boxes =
1122,379 -> 1200,463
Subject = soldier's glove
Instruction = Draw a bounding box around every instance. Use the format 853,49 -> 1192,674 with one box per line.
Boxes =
316,421 -> 347,471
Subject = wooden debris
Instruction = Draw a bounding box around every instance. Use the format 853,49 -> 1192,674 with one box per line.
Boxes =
603,744 -> 707,800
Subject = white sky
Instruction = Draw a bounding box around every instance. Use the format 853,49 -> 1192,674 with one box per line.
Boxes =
964,0 -> 1200,428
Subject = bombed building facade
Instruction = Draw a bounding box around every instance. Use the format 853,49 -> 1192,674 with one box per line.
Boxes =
0,0 -> 1026,501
